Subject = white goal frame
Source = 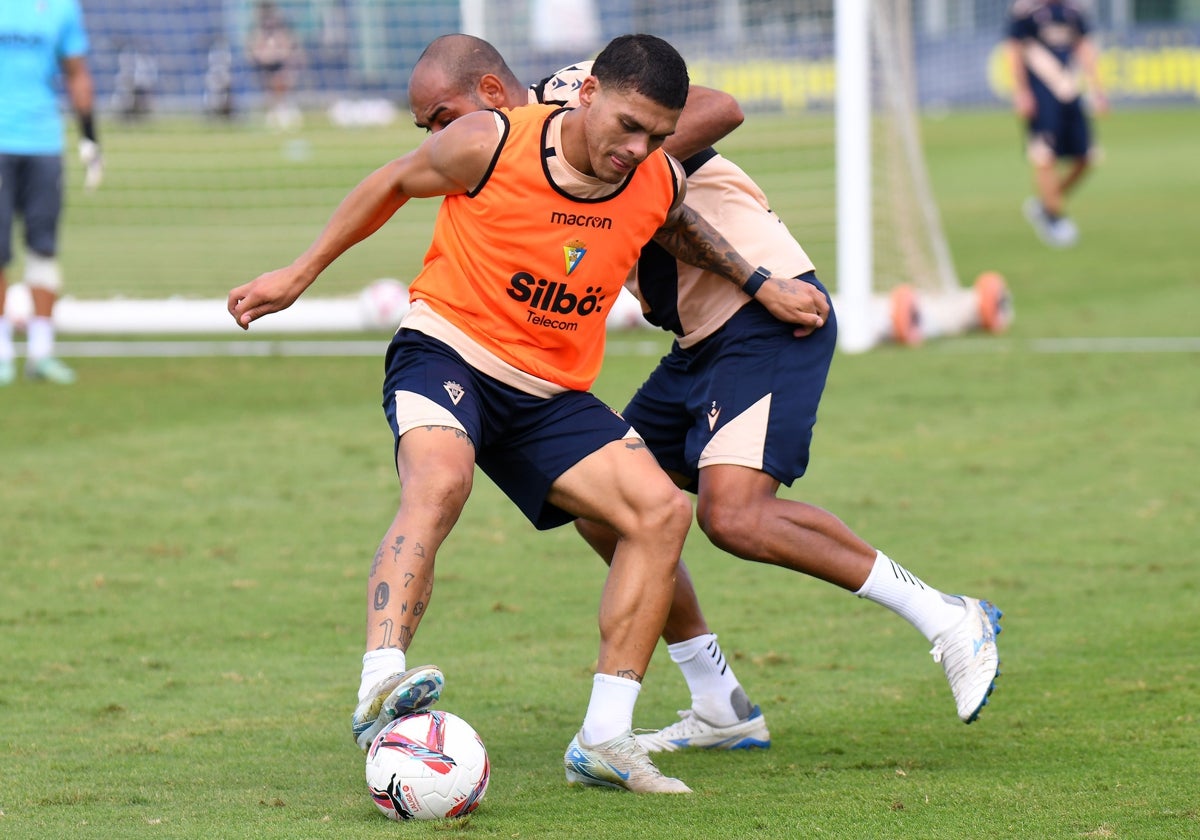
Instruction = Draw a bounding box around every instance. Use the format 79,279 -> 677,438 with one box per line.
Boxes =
834,0 -> 1011,352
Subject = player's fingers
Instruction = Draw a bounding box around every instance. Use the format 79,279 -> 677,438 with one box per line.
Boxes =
227,286 -> 250,316
237,304 -> 269,328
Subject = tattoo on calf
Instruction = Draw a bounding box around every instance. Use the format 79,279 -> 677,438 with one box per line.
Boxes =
373,581 -> 389,610
376,618 -> 394,649
615,668 -> 644,683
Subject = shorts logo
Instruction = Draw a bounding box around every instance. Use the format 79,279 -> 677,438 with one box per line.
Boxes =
443,380 -> 464,405
707,400 -> 721,431
564,240 -> 586,275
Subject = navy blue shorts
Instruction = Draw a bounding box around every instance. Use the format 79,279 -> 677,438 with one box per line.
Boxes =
622,272 -> 836,493
1028,88 -> 1092,160
381,329 -> 635,530
0,154 -> 63,267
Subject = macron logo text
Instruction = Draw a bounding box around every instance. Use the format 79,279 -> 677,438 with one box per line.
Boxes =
550,211 -> 613,230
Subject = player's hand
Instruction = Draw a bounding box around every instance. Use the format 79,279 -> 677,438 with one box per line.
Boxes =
78,139 -> 103,191
755,275 -> 829,337
1012,88 -> 1036,120
227,266 -> 309,329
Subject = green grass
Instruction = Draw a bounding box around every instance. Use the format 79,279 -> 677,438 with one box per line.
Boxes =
2,106 -> 1198,838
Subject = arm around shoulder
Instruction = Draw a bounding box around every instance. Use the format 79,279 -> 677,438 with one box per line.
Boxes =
662,85 -> 744,160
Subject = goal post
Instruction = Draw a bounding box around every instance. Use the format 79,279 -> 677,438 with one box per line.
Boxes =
833,0 -> 874,354
834,0 -> 1012,352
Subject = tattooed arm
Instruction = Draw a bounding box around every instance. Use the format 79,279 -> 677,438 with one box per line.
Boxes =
651,185 -> 829,336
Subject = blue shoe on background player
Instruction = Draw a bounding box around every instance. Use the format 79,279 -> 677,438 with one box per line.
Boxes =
636,703 -> 770,753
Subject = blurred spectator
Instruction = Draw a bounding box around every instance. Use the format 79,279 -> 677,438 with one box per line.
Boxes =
205,38 -> 236,120
248,1 -> 302,129
111,41 -> 157,121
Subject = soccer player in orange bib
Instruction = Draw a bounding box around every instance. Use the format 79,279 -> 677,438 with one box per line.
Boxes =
228,34 -> 828,794
405,34 -> 1005,753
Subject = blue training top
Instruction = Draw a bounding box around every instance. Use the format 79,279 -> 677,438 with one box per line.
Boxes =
0,0 -> 89,154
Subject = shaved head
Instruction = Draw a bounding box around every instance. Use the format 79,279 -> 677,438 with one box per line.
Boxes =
411,34 -> 522,99
408,34 -> 527,131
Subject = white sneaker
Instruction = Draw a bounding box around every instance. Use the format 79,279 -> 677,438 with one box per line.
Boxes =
1049,216 -> 1079,247
930,597 -> 1003,723
25,356 -> 76,385
1023,197 -> 1077,249
636,705 -> 770,753
564,730 -> 692,793
351,664 -> 444,751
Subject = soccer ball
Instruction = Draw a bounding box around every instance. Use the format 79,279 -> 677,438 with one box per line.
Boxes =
358,278 -> 409,330
365,710 -> 490,821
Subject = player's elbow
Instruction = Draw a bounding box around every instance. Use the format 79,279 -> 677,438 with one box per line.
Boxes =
710,92 -> 744,136
725,100 -> 745,132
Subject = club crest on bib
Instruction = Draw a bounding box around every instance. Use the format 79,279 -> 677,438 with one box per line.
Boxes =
564,240 -> 586,275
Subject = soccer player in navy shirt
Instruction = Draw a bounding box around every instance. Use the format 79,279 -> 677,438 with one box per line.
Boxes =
1007,0 -> 1108,247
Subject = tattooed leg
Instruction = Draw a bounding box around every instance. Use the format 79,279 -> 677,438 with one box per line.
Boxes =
366,425 -> 474,652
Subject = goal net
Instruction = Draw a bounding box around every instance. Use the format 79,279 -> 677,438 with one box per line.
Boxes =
19,0 -> 1013,344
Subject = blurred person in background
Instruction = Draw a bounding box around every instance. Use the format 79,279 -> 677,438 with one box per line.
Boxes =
1006,0 -> 1108,248
0,0 -> 102,386
249,1 -> 302,130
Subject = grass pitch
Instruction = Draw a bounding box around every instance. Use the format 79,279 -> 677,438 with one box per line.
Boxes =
1,106 -> 1197,838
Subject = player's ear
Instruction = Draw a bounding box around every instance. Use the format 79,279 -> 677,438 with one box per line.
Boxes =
477,73 -> 508,107
577,75 -> 599,106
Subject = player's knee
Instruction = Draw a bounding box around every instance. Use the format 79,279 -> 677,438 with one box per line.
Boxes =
638,485 -> 692,547
696,497 -> 758,557
398,462 -> 473,518
24,253 -> 63,293
1027,138 -> 1054,167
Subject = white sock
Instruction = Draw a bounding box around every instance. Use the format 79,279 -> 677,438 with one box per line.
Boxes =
668,634 -> 746,726
855,551 -> 966,642
358,649 -> 407,702
26,316 -> 54,362
581,673 -> 640,745
0,317 -> 13,362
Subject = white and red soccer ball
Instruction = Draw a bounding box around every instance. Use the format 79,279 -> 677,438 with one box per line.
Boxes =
358,278 -> 410,331
365,710 -> 490,820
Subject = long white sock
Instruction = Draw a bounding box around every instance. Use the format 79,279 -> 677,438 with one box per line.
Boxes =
668,634 -> 747,725
0,317 -> 13,362
855,551 -> 966,642
581,673 -> 640,745
26,316 -> 54,362
358,649 -> 407,702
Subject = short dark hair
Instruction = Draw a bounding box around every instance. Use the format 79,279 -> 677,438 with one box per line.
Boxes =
592,34 -> 689,110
